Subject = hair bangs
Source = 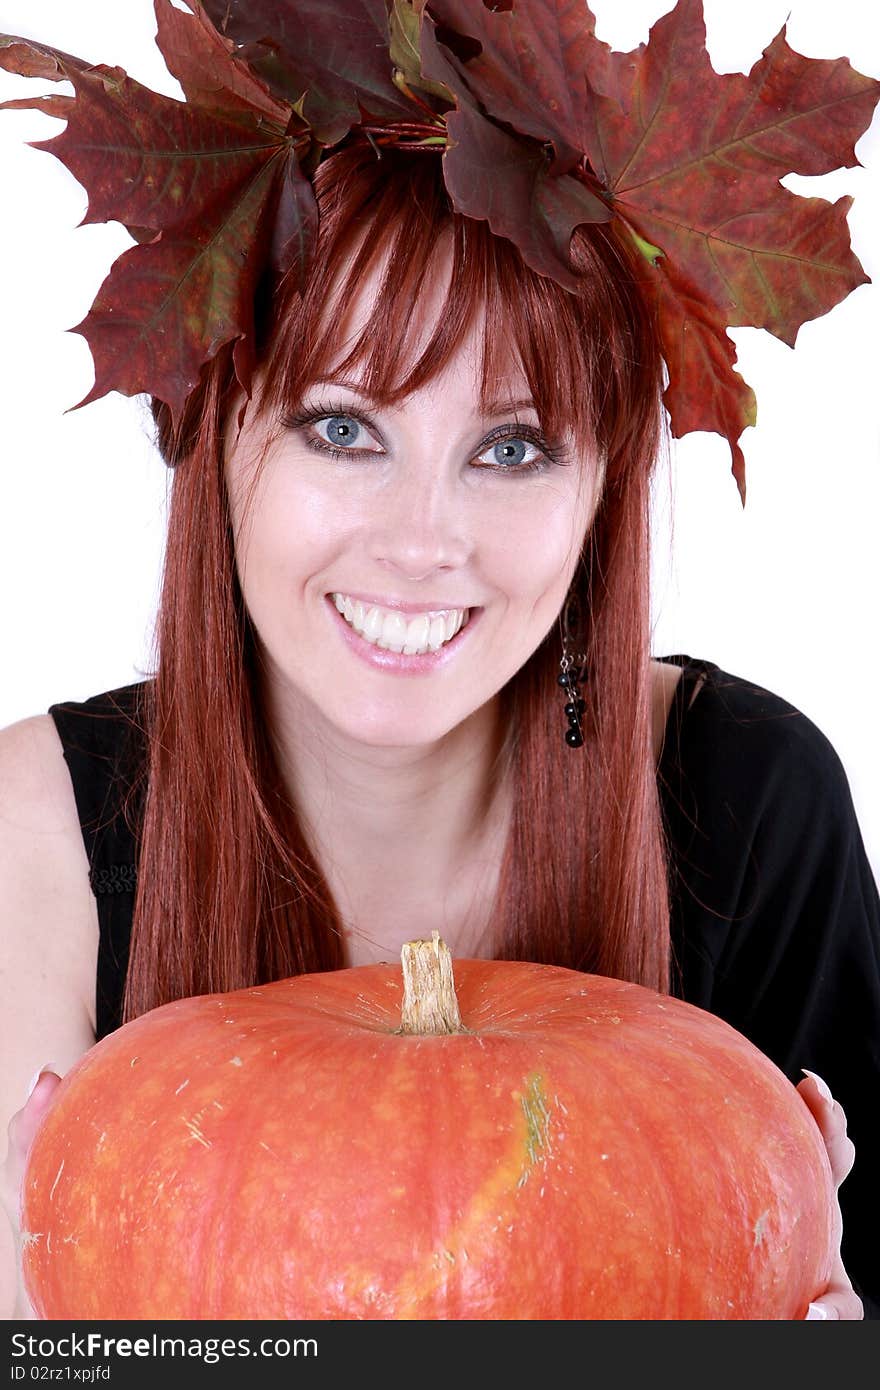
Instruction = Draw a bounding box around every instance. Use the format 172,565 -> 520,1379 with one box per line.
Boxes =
256,145 -> 608,461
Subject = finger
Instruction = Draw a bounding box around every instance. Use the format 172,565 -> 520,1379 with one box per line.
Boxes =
2,1070 -> 62,1322
5,1070 -> 62,1169
806,1288 -> 864,1320
797,1071 -> 855,1187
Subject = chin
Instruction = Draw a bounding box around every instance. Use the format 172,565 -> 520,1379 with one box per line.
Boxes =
338,717 -> 456,750
325,694 -> 470,745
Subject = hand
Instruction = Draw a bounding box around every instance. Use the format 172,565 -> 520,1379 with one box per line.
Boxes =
796,1069 -> 863,1321
1,1068 -> 62,1319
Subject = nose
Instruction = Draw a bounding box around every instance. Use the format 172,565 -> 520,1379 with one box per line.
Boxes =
367,461 -> 471,582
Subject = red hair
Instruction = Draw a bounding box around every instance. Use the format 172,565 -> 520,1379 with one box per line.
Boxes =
124,140 -> 669,1022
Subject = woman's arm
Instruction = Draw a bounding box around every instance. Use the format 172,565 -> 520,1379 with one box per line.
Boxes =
0,715 -> 99,1318
663,662 -> 880,1317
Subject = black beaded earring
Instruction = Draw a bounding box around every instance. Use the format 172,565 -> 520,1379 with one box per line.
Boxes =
557,588 -> 588,748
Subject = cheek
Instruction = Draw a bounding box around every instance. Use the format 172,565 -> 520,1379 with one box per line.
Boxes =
228,466 -> 304,575
228,469 -> 361,633
487,480 -> 594,599
227,479 -> 292,621
233,450 -> 363,545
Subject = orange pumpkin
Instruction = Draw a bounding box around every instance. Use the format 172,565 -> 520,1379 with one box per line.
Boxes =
21,936 -> 834,1319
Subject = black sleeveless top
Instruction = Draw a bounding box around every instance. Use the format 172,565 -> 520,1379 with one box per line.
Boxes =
47,654 -> 880,1316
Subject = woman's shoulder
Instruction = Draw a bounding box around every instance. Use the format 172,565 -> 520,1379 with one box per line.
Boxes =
0,680 -> 148,823
46,680 -> 150,755
655,653 -> 848,790
0,709 -> 85,835
0,680 -> 148,1020
655,653 -> 871,924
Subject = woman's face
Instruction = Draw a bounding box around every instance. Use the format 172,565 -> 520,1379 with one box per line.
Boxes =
225,249 -> 603,752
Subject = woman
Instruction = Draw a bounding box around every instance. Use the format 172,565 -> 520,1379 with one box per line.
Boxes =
2,2 -> 878,1321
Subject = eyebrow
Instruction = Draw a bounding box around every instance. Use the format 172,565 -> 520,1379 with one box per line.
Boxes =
311,376 -> 538,417
484,397 -> 538,415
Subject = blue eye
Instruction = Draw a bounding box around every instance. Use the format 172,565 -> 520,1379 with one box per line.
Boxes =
475,430 -> 549,473
492,439 -> 525,467
298,412 -> 385,455
283,401 -> 566,475
317,415 -> 363,448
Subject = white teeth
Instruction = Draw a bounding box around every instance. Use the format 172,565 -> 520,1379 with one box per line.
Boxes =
363,606 -> 385,642
376,611 -> 408,652
402,615 -> 430,654
427,616 -> 447,651
334,594 -> 355,621
330,594 -> 469,656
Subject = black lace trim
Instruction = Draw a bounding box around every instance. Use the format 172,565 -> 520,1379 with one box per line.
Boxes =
89,863 -> 138,895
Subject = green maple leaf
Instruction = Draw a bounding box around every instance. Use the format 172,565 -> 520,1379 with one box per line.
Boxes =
389,0 -> 453,104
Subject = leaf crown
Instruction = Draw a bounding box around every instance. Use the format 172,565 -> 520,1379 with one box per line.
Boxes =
1,0 -> 878,502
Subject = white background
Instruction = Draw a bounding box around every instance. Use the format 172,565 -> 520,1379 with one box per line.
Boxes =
0,1 -> 878,885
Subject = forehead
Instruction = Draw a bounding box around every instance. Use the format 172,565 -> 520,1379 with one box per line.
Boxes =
311,228 -> 532,407
325,230 -> 451,344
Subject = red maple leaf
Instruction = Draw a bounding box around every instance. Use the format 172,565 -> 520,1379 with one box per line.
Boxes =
589,0 -> 878,499
2,0 -> 876,492
423,0 -> 879,500
0,0 -> 314,422
419,10 -> 611,293
201,0 -> 418,144
155,0 -> 291,123
425,0 -> 623,174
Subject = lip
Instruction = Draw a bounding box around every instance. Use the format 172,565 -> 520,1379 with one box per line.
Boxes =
326,594 -> 481,675
328,591 -> 472,618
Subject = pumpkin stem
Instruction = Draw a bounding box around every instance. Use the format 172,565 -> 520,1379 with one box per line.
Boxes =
397,932 -> 468,1036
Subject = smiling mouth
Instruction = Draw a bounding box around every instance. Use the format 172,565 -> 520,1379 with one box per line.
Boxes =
328,593 -> 473,656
